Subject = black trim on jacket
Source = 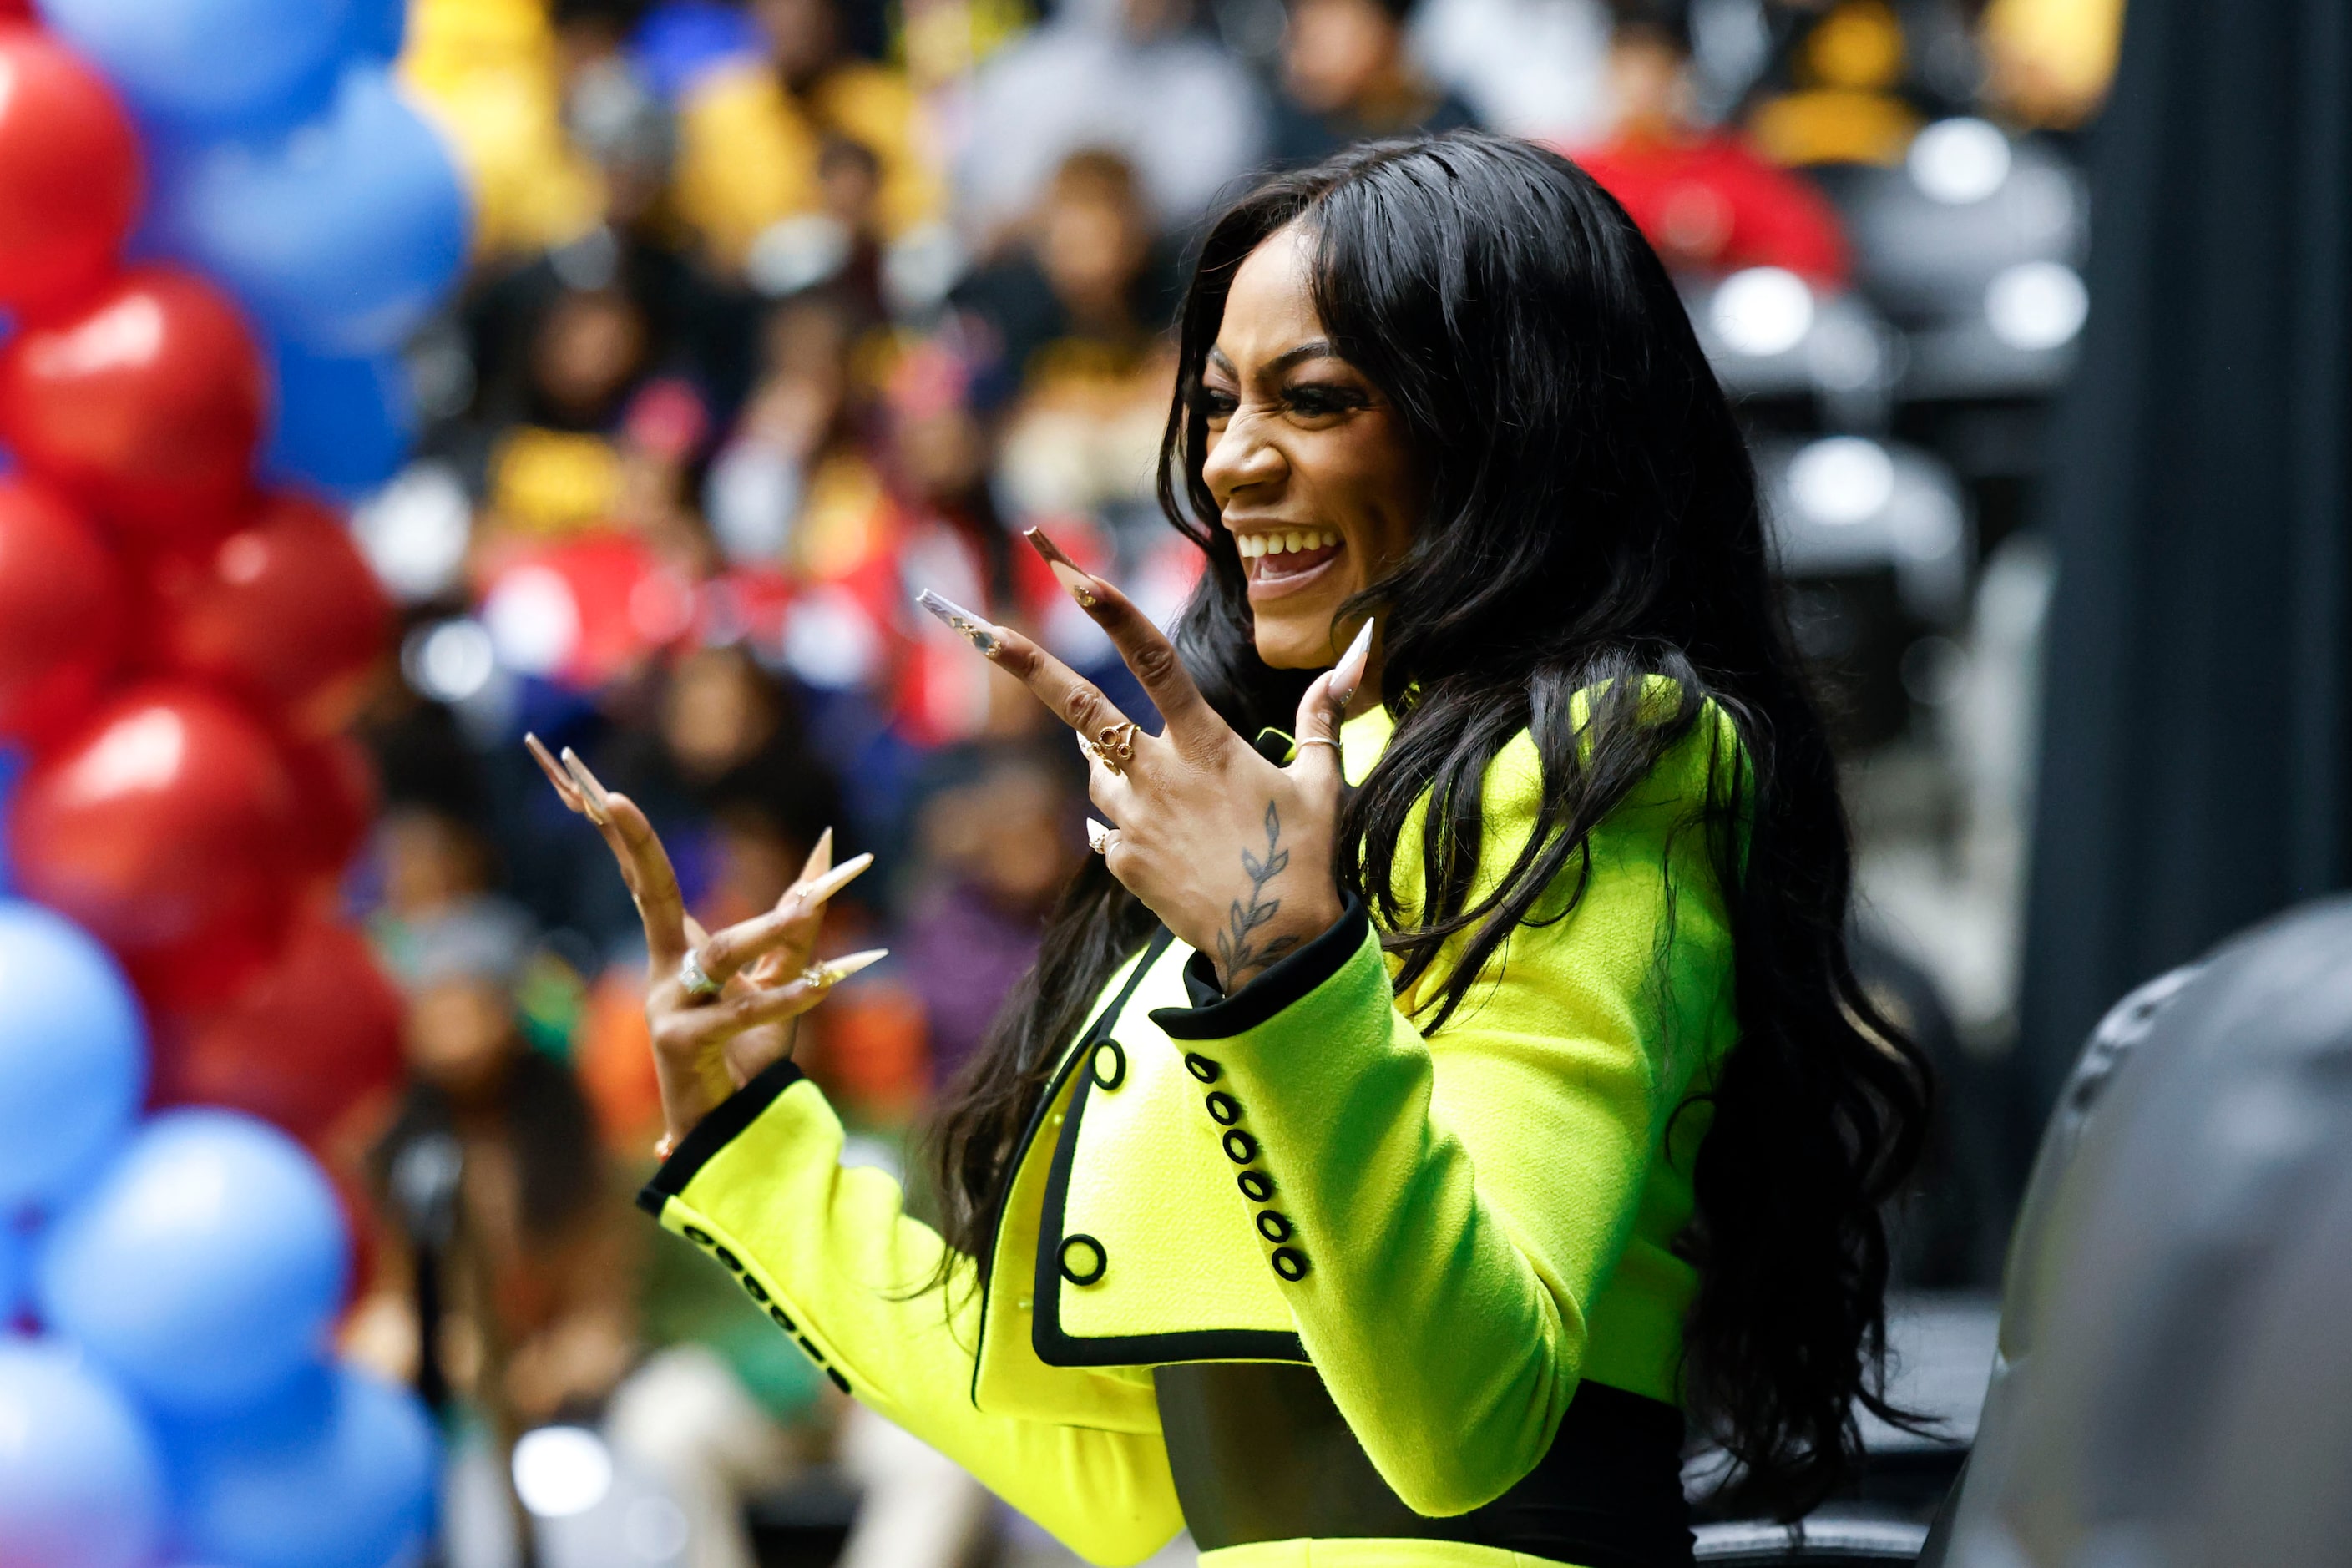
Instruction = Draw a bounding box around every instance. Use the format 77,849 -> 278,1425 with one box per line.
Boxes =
636,1056 -> 809,1217
1030,1046 -> 1312,1368
1151,895 -> 1370,1040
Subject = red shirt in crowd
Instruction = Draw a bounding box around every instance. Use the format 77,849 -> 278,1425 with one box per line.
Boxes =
1565,131 -> 1853,287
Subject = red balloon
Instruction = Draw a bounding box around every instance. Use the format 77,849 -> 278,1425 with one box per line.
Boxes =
0,26 -> 139,321
0,266 -> 266,543
8,682 -> 301,1008
0,477 -> 124,746
151,490 -> 392,736
278,731 -> 378,891
149,914 -> 405,1145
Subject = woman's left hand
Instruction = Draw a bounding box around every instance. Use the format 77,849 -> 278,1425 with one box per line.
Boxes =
919,538 -> 1373,992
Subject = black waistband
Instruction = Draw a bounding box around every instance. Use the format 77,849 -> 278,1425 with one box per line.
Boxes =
1154,1363 -> 1694,1568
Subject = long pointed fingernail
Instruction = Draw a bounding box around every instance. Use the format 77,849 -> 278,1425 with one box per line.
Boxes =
1331,618 -> 1376,709
812,948 -> 889,986
798,852 -> 874,912
559,746 -> 611,826
524,733 -> 581,811
808,826 -> 833,878
1024,528 -> 1101,609
1085,817 -> 1111,854
915,589 -> 1003,656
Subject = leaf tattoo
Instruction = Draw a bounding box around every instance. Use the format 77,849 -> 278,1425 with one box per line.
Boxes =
1216,802 -> 1302,987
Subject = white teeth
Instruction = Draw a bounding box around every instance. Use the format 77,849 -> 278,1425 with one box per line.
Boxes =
1236,530 -> 1343,558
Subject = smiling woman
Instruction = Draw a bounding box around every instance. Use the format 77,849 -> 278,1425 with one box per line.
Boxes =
549,132 -> 1932,1568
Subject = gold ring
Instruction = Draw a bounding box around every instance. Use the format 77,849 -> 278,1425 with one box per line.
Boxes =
1080,736 -> 1124,776
1097,720 -> 1139,764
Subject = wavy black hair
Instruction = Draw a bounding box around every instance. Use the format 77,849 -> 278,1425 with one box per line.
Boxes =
929,133 -> 1931,1517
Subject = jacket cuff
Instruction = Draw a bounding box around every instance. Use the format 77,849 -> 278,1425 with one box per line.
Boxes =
1151,894 -> 1371,1040
636,1056 -> 807,1217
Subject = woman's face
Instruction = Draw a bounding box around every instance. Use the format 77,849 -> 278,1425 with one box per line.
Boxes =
1200,225 -> 1421,670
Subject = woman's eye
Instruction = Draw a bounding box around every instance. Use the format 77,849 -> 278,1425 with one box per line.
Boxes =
1286,385 -> 1362,417
1199,388 -> 1239,421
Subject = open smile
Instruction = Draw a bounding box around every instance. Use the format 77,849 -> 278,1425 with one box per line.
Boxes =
1236,528 -> 1342,602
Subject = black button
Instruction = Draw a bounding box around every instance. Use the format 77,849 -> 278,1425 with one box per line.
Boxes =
769,1304 -> 797,1333
683,1226 -> 714,1246
1205,1091 -> 1242,1125
797,1334 -> 822,1359
1091,1039 -> 1128,1090
1237,1170 -> 1275,1202
1058,1233 -> 1108,1286
1184,1054 -> 1222,1083
1222,1129 -> 1259,1165
1272,1247 -> 1310,1281
714,1245 -> 743,1273
742,1273 -> 771,1303
1256,1210 -> 1295,1243
827,1366 -> 852,1393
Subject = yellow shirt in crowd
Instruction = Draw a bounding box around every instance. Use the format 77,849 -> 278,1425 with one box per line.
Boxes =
673,60 -> 944,268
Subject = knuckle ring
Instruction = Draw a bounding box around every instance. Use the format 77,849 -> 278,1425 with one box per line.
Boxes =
678,948 -> 722,1001
1097,720 -> 1139,764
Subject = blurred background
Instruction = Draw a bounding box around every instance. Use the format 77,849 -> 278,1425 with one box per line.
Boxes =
27,0 -> 2337,1561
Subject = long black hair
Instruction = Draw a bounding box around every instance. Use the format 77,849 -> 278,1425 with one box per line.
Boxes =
929,133 -> 1931,1517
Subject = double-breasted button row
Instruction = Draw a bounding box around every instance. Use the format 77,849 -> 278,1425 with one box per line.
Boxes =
683,1223 -> 853,1393
1187,1054 -> 1309,1282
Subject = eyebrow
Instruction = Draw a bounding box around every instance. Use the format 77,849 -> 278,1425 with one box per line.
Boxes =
1206,340 -> 1338,379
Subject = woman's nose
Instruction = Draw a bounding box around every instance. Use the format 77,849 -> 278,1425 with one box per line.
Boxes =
1202,412 -> 1284,506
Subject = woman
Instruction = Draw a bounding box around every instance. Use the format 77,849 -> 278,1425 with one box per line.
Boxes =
533,133 -> 1930,1568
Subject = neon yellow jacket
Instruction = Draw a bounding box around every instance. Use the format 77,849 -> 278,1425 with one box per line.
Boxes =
637,697 -> 1742,1565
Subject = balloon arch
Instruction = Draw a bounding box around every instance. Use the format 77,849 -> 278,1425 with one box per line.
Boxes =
0,3 -> 468,1564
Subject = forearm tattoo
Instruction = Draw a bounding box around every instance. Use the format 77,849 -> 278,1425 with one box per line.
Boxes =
1217,802 -> 1302,987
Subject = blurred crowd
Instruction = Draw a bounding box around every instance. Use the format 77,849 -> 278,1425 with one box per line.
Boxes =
324,0 -> 2125,1560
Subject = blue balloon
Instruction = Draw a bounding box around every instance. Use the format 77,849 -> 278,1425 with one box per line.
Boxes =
159,66 -> 470,356
0,1227 -> 28,1320
0,1340 -> 166,1568
36,0 -> 356,135
345,0 -> 405,63
0,902 -> 145,1209
173,1362 -> 437,1568
38,1110 -> 350,1416
265,337 -> 417,498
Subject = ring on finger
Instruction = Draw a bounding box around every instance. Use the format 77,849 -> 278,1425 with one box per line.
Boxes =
678,948 -> 722,1002
1097,720 -> 1140,764
1080,735 -> 1124,776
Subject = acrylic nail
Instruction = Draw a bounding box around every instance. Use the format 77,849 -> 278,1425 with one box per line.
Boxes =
915,589 -> 1004,656
796,852 -> 874,913
1085,817 -> 1112,854
1023,528 -> 1102,609
812,948 -> 889,985
807,826 -> 833,878
1329,618 -> 1376,710
524,734 -> 580,812
559,746 -> 612,826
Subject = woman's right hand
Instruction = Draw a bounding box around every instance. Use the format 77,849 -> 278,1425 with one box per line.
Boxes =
526,735 -> 883,1150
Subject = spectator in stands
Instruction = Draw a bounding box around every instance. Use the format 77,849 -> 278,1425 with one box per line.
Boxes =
953,149 -> 1183,390
704,289 -> 867,568
1269,0 -> 1479,167
352,901 -> 635,1439
1571,10 -> 1852,285
579,645 -> 847,955
470,281 -> 719,541
956,0 -> 1269,241
1744,0 -> 1924,167
672,0 -> 946,276
898,743 -> 1087,1086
